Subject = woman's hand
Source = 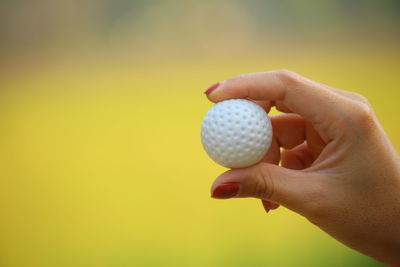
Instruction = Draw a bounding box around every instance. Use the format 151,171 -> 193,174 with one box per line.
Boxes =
205,70 -> 400,266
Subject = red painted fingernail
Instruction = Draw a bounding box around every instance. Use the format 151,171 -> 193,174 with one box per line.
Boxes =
262,200 -> 272,213
270,203 -> 280,210
212,183 -> 239,199
204,82 -> 220,95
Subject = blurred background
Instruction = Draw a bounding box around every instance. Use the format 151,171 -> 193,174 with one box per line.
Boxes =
0,1 -> 399,266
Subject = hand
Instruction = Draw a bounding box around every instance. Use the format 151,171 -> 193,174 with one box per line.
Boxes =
204,70 -> 400,266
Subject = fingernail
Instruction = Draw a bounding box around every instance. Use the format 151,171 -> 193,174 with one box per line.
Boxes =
204,82 -> 221,95
262,200 -> 272,213
212,183 -> 240,199
270,203 -> 280,210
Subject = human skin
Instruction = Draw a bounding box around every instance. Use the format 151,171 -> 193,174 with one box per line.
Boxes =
204,70 -> 400,266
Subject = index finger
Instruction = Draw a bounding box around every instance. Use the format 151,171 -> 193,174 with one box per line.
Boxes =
206,70 -> 351,141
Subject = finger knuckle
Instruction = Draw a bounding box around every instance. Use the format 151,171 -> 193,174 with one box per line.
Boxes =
276,69 -> 295,78
353,93 -> 370,105
275,69 -> 302,87
253,164 -> 275,199
350,102 -> 375,125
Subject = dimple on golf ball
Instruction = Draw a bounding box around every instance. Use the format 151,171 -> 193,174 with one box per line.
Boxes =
201,99 -> 273,168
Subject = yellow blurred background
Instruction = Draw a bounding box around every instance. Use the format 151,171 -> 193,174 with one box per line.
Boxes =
1,1 -> 399,266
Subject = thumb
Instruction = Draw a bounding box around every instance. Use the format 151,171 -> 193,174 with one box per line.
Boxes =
211,162 -> 321,213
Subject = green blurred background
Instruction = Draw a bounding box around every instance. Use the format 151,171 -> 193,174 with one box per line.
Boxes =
0,1 -> 399,266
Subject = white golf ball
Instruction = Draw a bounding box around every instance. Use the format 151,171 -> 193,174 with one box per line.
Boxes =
201,99 -> 273,168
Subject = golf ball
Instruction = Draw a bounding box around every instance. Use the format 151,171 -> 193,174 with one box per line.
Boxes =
201,99 -> 272,168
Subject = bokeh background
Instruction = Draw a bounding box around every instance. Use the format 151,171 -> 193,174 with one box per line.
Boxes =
1,1 -> 399,266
